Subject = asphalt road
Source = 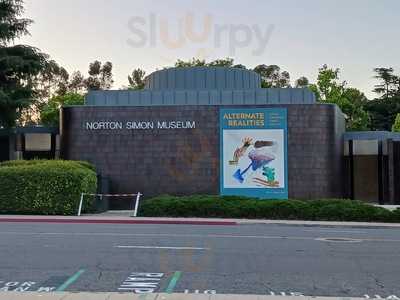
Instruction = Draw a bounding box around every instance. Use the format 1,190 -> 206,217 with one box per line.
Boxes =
0,222 -> 399,297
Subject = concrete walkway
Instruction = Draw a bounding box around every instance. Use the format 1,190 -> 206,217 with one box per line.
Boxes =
0,214 -> 400,228
0,293 -> 367,300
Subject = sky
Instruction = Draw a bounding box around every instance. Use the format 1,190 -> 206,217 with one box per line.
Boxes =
18,0 -> 400,99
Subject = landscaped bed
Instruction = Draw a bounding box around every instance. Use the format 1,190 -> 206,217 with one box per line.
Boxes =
139,195 -> 400,223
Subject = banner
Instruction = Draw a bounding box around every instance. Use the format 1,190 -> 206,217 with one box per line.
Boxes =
220,108 -> 288,199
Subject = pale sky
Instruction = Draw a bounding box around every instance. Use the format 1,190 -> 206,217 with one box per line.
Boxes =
19,0 -> 400,99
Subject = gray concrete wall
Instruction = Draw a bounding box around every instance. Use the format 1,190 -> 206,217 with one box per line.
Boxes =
61,104 -> 345,203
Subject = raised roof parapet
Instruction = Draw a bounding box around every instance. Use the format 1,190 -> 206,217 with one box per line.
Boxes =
144,67 -> 261,90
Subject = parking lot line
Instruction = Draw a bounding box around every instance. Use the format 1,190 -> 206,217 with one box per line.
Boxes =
56,269 -> 85,292
165,271 -> 182,294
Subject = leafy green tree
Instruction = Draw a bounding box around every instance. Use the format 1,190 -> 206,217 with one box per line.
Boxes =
40,93 -> 84,126
207,58 -> 234,67
295,76 -> 310,88
310,65 -> 370,130
68,71 -> 86,93
37,60 -> 69,98
19,60 -> 70,124
0,0 -> 48,128
84,60 -> 114,90
174,57 -> 235,68
393,113 -> 400,132
253,64 -> 291,88
341,88 -> 371,131
232,64 -> 247,69
174,58 -> 206,67
364,96 -> 400,131
127,68 -> 146,90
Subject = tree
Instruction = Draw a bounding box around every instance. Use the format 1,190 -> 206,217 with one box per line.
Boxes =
84,60 -> 114,90
40,93 -> 84,126
393,113 -> 400,132
68,71 -> 86,93
309,65 -> 344,102
295,76 -> 310,88
253,64 -> 291,88
175,58 -> 206,67
373,68 -> 400,99
37,60 -> 69,98
174,57 -> 235,68
310,65 -> 370,131
233,64 -> 247,69
207,58 -> 234,67
364,96 -> 400,131
0,0 -> 48,128
341,88 -> 371,131
363,67 -> 400,130
127,68 -> 146,90
19,60 -> 70,124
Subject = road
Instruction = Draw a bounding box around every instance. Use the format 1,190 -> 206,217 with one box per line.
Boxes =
0,222 -> 399,297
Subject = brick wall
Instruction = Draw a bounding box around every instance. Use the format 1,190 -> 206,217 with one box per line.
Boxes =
61,104 -> 345,204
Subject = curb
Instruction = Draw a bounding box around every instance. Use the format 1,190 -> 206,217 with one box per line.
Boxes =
0,293 -> 368,300
235,219 -> 400,229
0,216 -> 399,228
0,217 -> 237,226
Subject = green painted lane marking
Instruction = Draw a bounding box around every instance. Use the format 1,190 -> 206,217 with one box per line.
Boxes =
56,269 -> 85,292
165,271 -> 182,294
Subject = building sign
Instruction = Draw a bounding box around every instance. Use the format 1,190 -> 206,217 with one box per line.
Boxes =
84,120 -> 196,130
220,108 -> 288,199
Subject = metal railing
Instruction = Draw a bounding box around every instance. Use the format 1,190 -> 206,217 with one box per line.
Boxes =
77,192 -> 142,217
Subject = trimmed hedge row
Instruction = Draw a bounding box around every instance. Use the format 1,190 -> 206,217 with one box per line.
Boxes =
139,195 -> 400,223
0,159 -> 96,171
0,160 -> 97,215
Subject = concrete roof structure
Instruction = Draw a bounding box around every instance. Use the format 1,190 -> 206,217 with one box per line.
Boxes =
85,67 -> 316,106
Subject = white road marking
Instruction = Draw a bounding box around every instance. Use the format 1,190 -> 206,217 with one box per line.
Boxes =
115,245 -> 210,250
304,229 -> 367,234
118,272 -> 164,294
1,231 -> 400,243
315,237 -> 363,243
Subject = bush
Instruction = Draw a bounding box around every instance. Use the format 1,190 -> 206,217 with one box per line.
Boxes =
139,195 -> 399,223
0,160 -> 97,215
0,159 -> 96,171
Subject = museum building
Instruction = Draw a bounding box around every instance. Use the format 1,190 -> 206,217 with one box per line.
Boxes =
1,67 -> 399,207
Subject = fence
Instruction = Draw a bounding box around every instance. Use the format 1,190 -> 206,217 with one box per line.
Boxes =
77,192 -> 142,217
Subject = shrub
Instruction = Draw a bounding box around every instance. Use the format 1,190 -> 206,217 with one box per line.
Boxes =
0,160 -> 97,215
0,159 -> 96,171
392,113 -> 400,132
139,195 -> 400,223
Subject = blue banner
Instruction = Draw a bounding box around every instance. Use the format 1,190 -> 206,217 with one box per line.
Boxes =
220,108 -> 288,199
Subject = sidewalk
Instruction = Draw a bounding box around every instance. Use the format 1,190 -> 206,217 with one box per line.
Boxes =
0,292 -> 367,300
0,214 -> 400,228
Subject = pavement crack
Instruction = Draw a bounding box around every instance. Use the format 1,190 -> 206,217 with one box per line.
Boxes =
95,262 -> 104,281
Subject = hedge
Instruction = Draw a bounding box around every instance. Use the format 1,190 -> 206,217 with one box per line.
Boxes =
139,195 -> 400,223
0,159 -> 96,171
0,160 -> 97,215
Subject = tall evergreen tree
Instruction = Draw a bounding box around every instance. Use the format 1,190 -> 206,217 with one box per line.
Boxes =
0,0 -> 48,127
373,67 -> 399,99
